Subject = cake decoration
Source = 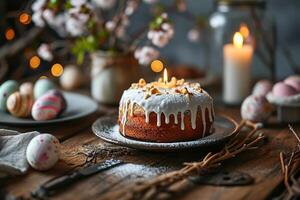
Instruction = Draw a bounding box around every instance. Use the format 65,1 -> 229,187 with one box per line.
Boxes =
118,69 -> 214,142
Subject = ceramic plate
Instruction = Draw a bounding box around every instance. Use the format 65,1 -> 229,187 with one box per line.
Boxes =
0,92 -> 98,126
92,115 -> 238,152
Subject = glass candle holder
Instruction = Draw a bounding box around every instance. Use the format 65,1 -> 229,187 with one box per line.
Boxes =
208,0 -> 276,104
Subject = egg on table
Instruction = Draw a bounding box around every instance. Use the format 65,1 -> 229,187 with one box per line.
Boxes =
59,65 -> 83,90
241,95 -> 273,123
26,134 -> 60,171
284,75 -> 300,92
0,80 -> 18,112
20,82 -> 34,96
34,79 -> 56,99
32,90 -> 67,121
6,92 -> 34,118
252,79 -> 273,97
272,82 -> 298,97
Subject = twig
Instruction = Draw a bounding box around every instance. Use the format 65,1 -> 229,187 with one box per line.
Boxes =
107,120 -> 265,200
0,27 -> 43,59
279,125 -> 300,199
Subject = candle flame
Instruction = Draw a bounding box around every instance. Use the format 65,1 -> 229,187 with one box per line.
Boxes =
240,23 -> 249,38
163,68 -> 168,84
233,32 -> 243,48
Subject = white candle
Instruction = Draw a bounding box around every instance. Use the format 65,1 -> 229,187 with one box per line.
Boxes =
223,32 -> 253,104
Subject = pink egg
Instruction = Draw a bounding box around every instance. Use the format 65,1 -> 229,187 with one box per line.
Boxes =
31,90 -> 66,121
284,76 -> 300,92
252,80 -> 273,97
26,134 -> 60,171
272,82 -> 298,97
241,95 -> 273,122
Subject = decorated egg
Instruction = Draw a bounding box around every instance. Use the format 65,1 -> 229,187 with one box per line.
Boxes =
241,95 -> 273,122
32,90 -> 67,121
272,82 -> 298,97
20,82 -> 34,96
59,65 -> 83,90
0,80 -> 18,112
252,80 -> 273,97
34,79 -> 56,99
284,75 -> 300,92
6,92 -> 34,117
26,134 -> 60,171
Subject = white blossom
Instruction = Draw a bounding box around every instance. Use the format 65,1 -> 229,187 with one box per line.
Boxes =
105,21 -> 116,32
65,8 -> 89,36
32,11 -> 45,27
125,0 -> 138,16
37,43 -> 53,61
187,28 -> 200,42
42,9 -> 55,23
70,0 -> 87,7
134,46 -> 159,66
143,0 -> 158,4
49,13 -> 67,37
32,0 -> 46,12
116,27 -> 125,38
148,22 -> 174,48
92,0 -> 116,9
151,31 -> 170,47
161,23 -> 174,38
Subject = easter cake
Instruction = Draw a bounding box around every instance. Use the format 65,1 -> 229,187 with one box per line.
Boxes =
118,78 -> 215,142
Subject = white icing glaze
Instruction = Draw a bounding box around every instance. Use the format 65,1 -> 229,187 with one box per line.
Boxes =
119,82 -> 214,135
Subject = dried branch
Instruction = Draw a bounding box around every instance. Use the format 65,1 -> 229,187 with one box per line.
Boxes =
280,125 -> 300,199
0,27 -> 43,59
107,120 -> 265,200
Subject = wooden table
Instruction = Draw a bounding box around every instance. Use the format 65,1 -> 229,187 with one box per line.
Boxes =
1,89 -> 299,200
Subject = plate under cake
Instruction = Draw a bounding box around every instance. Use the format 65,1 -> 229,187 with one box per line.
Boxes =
118,78 -> 214,142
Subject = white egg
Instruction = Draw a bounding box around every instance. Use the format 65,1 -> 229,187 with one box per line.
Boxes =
26,134 -> 60,171
59,65 -> 82,90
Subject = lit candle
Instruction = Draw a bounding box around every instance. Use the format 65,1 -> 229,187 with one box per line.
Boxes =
163,68 -> 168,85
223,30 -> 253,104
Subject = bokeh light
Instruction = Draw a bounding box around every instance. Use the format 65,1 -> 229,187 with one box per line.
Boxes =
29,56 -> 41,69
51,63 -> 64,77
39,76 -> 48,79
19,13 -> 31,25
240,23 -> 250,38
151,60 -> 164,73
5,28 -> 15,40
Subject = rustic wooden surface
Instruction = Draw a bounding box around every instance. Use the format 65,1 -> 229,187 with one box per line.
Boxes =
1,88 -> 299,200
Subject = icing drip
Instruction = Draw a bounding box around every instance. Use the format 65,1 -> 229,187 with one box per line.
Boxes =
157,112 -> 161,127
174,114 -> 178,124
165,114 -> 170,124
180,112 -> 185,130
119,82 -> 214,134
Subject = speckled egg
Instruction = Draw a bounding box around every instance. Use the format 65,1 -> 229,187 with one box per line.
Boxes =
26,134 -> 60,171
34,79 -> 56,99
32,90 -> 67,121
284,75 -> 300,92
252,80 -> 273,97
0,80 -> 18,112
6,92 -> 34,118
20,82 -> 34,96
241,95 -> 273,122
59,65 -> 83,90
272,82 -> 298,97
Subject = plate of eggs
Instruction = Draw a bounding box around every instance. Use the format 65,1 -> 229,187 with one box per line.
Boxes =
0,79 -> 98,125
